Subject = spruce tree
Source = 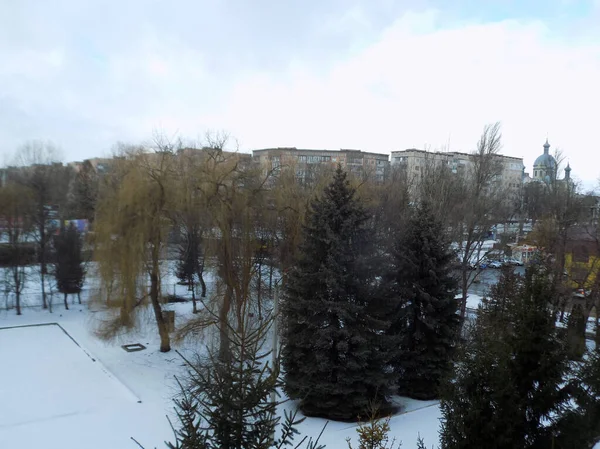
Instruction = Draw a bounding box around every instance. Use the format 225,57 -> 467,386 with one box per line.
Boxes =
552,349 -> 600,448
388,201 -> 459,400
53,222 -> 85,310
164,316 -> 325,449
440,266 -> 573,448
281,166 -> 396,421
176,228 -> 204,313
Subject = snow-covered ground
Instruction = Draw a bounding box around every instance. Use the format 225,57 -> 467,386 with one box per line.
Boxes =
0,307 -> 186,449
2,267 -> 596,449
0,299 -> 441,449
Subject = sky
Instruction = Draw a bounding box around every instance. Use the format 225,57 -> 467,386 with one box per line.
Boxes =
1,0 -> 600,188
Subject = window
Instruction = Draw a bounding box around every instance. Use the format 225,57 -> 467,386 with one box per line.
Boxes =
298,155 -> 331,163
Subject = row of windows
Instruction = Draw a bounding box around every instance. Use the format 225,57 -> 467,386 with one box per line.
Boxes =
298,155 -> 332,163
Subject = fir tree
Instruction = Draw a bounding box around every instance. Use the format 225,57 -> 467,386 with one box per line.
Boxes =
176,227 -> 205,313
53,222 -> 85,310
388,201 -> 460,400
552,349 -> 600,448
565,303 -> 586,360
440,266 -> 573,448
281,166 -> 396,421
164,315 -> 325,449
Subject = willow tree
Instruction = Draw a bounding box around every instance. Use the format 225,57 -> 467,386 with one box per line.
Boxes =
94,147 -> 175,352
192,144 -> 273,361
172,149 -> 210,313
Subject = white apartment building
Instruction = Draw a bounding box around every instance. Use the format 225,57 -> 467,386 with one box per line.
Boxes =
390,148 -> 525,196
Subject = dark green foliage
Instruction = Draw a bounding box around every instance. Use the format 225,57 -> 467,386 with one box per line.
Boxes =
166,378 -> 207,449
176,227 -> 205,313
165,317 -> 325,449
552,349 -> 600,448
388,201 -> 459,400
565,304 -> 587,360
281,166 -> 396,421
53,222 -> 85,309
439,266 -> 575,449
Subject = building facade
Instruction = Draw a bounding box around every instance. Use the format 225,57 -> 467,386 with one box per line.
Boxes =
530,139 -> 573,185
252,148 -> 390,182
390,148 -> 525,196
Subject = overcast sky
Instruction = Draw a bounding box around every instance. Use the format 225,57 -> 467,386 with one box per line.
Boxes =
1,0 -> 599,187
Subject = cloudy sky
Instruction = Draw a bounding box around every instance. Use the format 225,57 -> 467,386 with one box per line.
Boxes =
1,0 -> 599,186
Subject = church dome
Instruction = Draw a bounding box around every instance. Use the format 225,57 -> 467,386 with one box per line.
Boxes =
534,152 -> 556,169
533,138 -> 556,169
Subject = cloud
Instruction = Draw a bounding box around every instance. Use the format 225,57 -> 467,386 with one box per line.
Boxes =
1,1 -> 599,187
220,8 -> 600,185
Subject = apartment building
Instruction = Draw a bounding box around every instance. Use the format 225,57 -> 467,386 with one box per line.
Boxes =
390,148 -> 524,196
252,147 -> 390,182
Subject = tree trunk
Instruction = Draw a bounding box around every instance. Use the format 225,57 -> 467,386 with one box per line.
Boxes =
595,313 -> 600,348
77,291 -> 81,304
197,266 -> 207,298
257,258 -> 263,320
191,279 -> 197,314
39,219 -> 48,309
15,292 -> 21,316
40,266 -> 47,309
218,284 -> 233,362
64,292 -> 69,310
460,264 -> 469,321
269,263 -> 273,296
150,246 -> 170,352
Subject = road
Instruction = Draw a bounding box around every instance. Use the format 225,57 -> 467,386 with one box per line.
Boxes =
466,266 -> 526,297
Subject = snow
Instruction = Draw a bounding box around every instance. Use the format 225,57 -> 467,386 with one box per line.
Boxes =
2,267 -> 595,449
0,303 -> 441,449
0,321 -> 174,449
456,293 -> 483,310
287,399 -> 441,449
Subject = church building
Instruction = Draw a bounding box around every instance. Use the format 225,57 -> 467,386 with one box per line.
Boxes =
531,138 -> 572,184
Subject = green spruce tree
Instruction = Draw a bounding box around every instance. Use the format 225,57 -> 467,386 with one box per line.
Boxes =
176,227 -> 204,313
388,201 -> 460,400
552,348 -> 600,448
281,166 -> 396,421
165,316 -> 325,449
53,222 -> 85,310
440,266 -> 572,448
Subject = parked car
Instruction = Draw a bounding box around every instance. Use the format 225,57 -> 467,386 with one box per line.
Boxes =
488,260 -> 502,268
573,288 -> 591,298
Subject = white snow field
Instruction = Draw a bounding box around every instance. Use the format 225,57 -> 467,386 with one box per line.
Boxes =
0,303 -> 443,449
0,322 -> 174,449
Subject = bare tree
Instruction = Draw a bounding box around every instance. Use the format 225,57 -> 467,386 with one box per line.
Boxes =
0,182 -> 34,315
185,136 -> 275,361
172,148 -> 210,312
12,141 -> 72,310
71,159 -> 99,223
455,122 -> 509,320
